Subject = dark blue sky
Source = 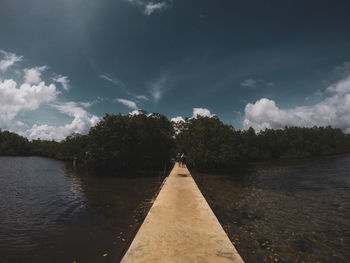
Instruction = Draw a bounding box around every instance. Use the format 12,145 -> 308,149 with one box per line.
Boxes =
1,0 -> 350,139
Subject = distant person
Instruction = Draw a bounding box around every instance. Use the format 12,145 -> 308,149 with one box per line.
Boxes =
180,153 -> 186,168
176,153 -> 181,165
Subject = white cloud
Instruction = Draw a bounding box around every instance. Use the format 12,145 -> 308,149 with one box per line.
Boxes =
100,74 -> 135,97
129,109 -> 144,115
0,79 -> 59,128
79,97 -> 104,108
0,50 -> 23,71
148,75 -> 168,102
116,98 -> 138,110
101,74 -> 152,104
240,78 -> 257,89
0,49 -> 99,141
25,102 -> 99,141
243,73 -> 350,133
326,75 -> 350,94
125,0 -> 172,15
171,116 -> 185,122
192,108 -> 215,118
24,66 -> 47,85
80,101 -> 95,108
100,74 -> 124,87
144,2 -> 168,15
135,95 -> 149,100
53,75 -> 69,91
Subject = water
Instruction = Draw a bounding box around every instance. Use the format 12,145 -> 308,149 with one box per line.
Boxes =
0,156 -> 161,263
193,155 -> 350,263
2,156 -> 349,263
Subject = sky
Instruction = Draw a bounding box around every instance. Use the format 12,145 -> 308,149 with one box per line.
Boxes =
1,0 -> 350,140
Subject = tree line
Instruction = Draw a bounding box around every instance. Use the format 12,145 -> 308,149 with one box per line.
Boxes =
1,112 -> 350,173
175,116 -> 350,170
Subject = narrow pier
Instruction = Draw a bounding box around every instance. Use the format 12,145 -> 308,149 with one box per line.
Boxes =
121,163 -> 244,263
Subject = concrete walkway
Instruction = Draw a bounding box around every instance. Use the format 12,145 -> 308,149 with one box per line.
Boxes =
121,163 -> 244,263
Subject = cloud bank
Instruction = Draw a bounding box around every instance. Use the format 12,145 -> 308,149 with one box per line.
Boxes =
0,79 -> 59,128
25,102 -> 99,141
243,74 -> 350,133
0,49 -> 99,140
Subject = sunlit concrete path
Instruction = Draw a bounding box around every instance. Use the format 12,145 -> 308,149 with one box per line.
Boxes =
121,163 -> 244,263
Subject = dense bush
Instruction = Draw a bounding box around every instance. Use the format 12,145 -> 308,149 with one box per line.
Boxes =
0,130 -> 31,156
175,117 -> 350,169
86,113 -> 174,171
175,116 -> 240,169
1,114 -> 350,174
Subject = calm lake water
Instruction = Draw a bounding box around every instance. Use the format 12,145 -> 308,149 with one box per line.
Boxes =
193,155 -> 350,263
0,156 -> 161,263
1,156 -> 350,263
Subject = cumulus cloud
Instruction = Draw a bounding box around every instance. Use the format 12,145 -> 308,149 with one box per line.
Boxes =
25,102 -> 99,141
0,49 -> 99,141
0,50 -> 23,71
125,0 -> 172,15
240,78 -> 257,89
0,79 -> 59,128
53,75 -> 69,91
192,108 -> 215,118
171,116 -> 185,123
326,75 -> 350,94
24,66 -> 47,84
243,74 -> 350,133
116,98 -> 138,110
0,50 -> 60,130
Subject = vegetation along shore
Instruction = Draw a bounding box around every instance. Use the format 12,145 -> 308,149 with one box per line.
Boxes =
1,111 -> 350,174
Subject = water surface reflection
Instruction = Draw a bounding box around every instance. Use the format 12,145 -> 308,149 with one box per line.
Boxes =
0,156 -> 161,263
193,155 -> 350,263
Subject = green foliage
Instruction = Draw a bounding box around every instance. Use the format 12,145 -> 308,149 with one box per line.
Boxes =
0,112 -> 174,173
86,113 -> 174,171
0,129 -> 31,156
1,114 -> 350,174
30,139 -> 61,158
175,116 -> 240,169
175,118 -> 350,170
